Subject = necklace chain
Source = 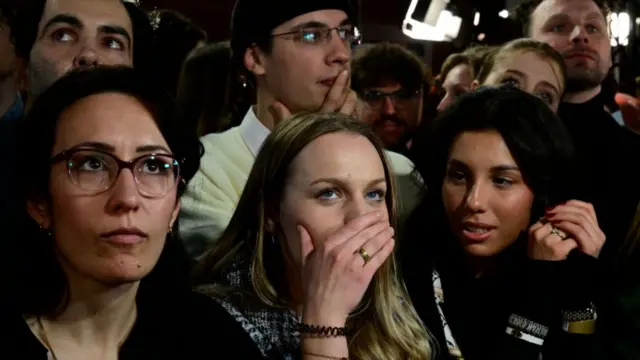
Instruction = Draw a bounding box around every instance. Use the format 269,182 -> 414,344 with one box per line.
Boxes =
37,317 -> 59,360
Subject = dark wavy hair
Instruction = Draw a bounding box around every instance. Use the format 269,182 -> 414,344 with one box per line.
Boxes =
405,85 -> 579,260
12,66 -> 204,316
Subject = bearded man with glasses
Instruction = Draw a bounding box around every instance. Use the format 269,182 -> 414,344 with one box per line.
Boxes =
352,43 -> 430,155
179,0 -> 422,259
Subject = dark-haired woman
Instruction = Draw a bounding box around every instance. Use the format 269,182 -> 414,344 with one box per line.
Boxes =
0,66 -> 262,359
403,86 -> 605,359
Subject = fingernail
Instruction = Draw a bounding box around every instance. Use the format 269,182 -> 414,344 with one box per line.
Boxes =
342,69 -> 348,76
544,206 -> 553,213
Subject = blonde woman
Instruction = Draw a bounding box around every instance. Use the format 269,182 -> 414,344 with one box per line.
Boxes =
193,112 -> 432,359
473,38 -> 567,112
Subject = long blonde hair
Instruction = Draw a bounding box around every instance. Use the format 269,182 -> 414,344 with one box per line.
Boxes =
193,112 -> 432,359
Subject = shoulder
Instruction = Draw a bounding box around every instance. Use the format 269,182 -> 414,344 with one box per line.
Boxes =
200,126 -> 242,146
0,307 -> 47,358
134,289 -> 264,359
383,149 -> 415,175
195,127 -> 254,175
178,292 -> 263,356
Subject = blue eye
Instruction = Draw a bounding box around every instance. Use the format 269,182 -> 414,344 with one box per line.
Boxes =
317,189 -> 338,200
366,190 -> 385,201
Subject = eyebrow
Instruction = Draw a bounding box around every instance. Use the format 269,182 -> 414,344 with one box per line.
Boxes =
503,69 -> 525,79
40,13 -> 132,47
449,159 -> 519,173
71,142 -> 171,154
585,12 -> 606,23
40,14 -> 83,38
310,177 -> 386,188
100,25 -> 132,48
536,81 -> 560,96
289,17 -> 352,31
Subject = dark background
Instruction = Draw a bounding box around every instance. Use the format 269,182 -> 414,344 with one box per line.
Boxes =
139,0 -> 640,93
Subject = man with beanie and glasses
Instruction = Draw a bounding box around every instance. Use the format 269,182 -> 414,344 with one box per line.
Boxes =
179,0 -> 421,258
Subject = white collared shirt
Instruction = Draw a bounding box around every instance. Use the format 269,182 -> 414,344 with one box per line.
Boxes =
239,107 -> 271,157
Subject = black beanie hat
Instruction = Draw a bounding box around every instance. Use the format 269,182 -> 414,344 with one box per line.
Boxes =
230,0 -> 356,60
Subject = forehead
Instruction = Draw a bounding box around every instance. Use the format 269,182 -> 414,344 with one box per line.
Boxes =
444,64 -> 472,86
533,0 -> 605,24
55,93 -> 165,148
450,131 -> 515,164
290,132 -> 385,180
40,0 -> 131,33
497,51 -> 562,84
276,9 -> 349,31
368,83 -> 402,92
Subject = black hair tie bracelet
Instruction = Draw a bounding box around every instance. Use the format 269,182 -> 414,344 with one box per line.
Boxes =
298,323 -> 347,337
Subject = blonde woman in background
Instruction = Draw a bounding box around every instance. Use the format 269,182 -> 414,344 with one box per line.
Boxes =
193,112 -> 432,360
473,38 -> 567,112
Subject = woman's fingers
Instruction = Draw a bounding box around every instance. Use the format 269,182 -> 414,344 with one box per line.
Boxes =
351,226 -> 395,266
363,238 -> 395,277
324,211 -> 384,249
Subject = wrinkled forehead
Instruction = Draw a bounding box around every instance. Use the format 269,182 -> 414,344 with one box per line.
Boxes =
39,0 -> 132,36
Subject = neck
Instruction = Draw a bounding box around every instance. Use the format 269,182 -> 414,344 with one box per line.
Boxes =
0,75 -> 18,117
42,275 -> 139,349
255,86 -> 278,131
563,85 -> 601,104
467,256 -> 501,279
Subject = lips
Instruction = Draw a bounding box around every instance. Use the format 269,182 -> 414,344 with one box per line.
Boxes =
319,77 -> 338,87
460,221 -> 496,242
100,227 -> 148,245
563,48 -> 597,61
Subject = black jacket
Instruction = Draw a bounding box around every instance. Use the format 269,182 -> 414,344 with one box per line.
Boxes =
0,289 -> 263,360
403,234 -> 602,360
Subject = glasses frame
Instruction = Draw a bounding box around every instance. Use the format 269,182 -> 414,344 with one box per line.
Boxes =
50,148 -> 183,198
271,25 -> 362,48
359,89 -> 422,110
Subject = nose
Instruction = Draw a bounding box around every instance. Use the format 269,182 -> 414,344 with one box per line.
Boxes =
326,30 -> 350,67
343,197 -> 373,224
437,94 -> 452,112
382,97 -> 396,115
464,181 -> 488,213
569,25 -> 590,45
73,45 -> 100,69
106,169 -> 141,214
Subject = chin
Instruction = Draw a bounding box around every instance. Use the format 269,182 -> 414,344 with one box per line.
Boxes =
93,259 -> 152,285
463,243 -> 502,258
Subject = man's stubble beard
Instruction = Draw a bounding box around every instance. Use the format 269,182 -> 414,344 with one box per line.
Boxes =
27,52 -> 66,97
565,67 -> 608,93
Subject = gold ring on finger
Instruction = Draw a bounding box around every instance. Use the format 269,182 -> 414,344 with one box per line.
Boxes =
550,226 -> 567,240
357,248 -> 371,264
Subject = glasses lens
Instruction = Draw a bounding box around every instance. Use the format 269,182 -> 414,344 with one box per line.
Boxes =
67,150 -> 117,192
134,155 -> 179,196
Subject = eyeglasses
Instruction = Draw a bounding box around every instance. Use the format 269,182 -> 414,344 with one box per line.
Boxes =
359,89 -> 421,110
51,148 -> 182,197
272,26 -> 362,48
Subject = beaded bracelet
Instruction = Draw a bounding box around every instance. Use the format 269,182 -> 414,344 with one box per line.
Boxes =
298,323 -> 347,337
